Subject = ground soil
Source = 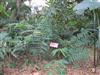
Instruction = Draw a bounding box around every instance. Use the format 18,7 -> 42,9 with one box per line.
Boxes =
1,48 -> 100,75
2,62 -> 100,75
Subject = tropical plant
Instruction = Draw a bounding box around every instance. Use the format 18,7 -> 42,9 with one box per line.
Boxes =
73,0 -> 100,64
51,29 -> 91,64
0,9 -> 53,62
44,60 -> 66,75
73,0 -> 100,15
1,0 -> 99,71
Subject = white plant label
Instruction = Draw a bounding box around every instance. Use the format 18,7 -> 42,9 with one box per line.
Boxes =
50,42 -> 59,48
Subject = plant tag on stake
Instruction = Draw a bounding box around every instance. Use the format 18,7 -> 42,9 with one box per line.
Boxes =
49,42 -> 59,48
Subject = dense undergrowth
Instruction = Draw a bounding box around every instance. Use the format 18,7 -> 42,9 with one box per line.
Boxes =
0,0 -> 100,75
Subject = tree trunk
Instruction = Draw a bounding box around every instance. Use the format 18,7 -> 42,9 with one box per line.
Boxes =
96,9 -> 100,65
97,28 -> 100,65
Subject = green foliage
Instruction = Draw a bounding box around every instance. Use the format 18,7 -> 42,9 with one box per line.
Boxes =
0,4 -> 10,18
47,72 -> 53,75
0,0 -> 97,71
44,60 -> 66,75
47,0 -> 75,34
0,32 -> 10,59
0,13 -> 53,60
51,29 -> 90,63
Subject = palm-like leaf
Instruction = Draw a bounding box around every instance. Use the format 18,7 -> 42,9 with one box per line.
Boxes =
73,0 -> 100,14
